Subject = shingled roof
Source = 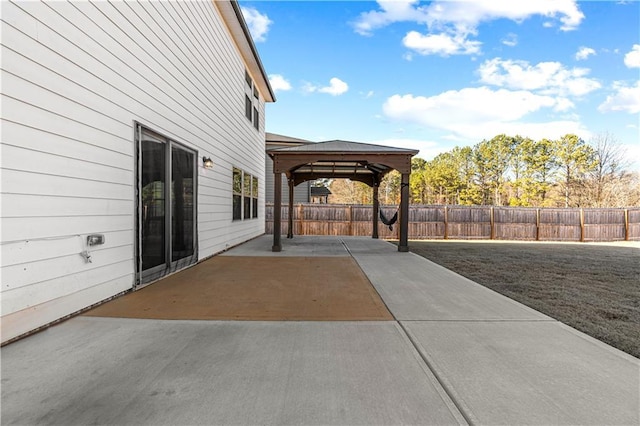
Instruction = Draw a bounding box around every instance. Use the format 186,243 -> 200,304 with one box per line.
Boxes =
310,186 -> 332,196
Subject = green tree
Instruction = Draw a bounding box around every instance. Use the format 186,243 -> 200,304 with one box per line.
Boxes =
452,146 -> 481,205
472,141 -> 493,205
481,134 -> 514,206
507,135 -> 529,204
555,134 -> 596,207
520,138 -> 557,206
409,158 -> 430,204
425,151 -> 465,204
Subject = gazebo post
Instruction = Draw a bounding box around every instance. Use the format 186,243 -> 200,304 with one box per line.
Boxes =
272,171 -> 282,252
372,176 -> 379,239
398,172 -> 410,252
287,177 -> 294,238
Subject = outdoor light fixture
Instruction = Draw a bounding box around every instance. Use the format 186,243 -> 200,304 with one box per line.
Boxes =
202,156 -> 214,169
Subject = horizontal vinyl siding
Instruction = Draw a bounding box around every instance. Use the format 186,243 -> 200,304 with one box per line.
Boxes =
1,0 -> 267,342
265,144 -> 311,204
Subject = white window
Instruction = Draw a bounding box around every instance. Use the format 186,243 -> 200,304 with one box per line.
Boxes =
232,168 -> 259,220
244,69 -> 260,131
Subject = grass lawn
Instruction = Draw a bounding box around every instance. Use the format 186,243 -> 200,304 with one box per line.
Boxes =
405,240 -> 640,359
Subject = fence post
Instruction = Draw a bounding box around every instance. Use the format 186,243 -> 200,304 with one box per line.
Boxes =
579,208 -> 584,242
348,205 -> 353,236
624,208 -> 629,241
536,208 -> 540,241
298,204 -> 304,236
444,205 -> 448,240
490,206 -> 495,240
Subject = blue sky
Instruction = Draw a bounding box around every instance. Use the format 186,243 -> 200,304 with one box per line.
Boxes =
241,0 -> 640,169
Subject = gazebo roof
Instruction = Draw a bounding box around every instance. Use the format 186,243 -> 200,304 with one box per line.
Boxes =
269,139 -> 415,252
268,140 -> 418,186
272,140 -> 415,153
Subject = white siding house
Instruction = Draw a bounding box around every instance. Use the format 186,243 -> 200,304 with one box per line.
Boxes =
1,0 -> 275,343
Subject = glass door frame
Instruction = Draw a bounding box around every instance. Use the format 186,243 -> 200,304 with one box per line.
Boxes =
135,123 -> 198,288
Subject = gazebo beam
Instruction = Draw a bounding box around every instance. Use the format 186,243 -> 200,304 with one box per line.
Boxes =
292,173 -> 375,186
273,154 -> 413,174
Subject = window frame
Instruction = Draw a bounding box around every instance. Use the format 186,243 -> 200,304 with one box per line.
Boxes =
243,171 -> 252,219
232,167 -> 259,221
253,107 -> 259,130
252,175 -> 259,219
244,69 -> 260,132
232,167 -> 242,221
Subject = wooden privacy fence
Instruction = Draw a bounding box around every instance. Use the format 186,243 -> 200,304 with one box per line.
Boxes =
265,204 -> 640,242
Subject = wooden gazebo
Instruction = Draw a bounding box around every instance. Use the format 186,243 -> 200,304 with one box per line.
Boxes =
268,140 -> 418,252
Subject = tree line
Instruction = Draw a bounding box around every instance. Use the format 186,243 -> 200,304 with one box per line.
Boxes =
328,132 -> 639,207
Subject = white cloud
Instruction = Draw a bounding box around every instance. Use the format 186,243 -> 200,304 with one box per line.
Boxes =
384,88 -> 558,124
304,78 -> 349,96
422,0 -> 583,31
501,33 -> 518,47
353,0 -> 583,56
352,0 -> 430,36
319,78 -> 349,96
302,82 -> 317,94
575,46 -> 596,60
268,74 -> 291,92
402,30 -> 481,56
355,0 -> 584,33
624,44 -> 640,68
382,87 -> 587,142
478,58 -> 601,97
598,81 -> 640,114
240,7 -> 272,43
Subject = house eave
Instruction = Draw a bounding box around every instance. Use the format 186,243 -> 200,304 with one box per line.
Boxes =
214,0 -> 276,103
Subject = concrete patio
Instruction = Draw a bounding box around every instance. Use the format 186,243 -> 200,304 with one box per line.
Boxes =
2,236 -> 638,425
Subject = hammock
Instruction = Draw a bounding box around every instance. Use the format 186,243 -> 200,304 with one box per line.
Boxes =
379,208 -> 398,231
378,184 -> 407,231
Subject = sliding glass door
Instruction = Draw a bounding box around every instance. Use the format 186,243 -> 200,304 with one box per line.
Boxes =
137,126 -> 197,286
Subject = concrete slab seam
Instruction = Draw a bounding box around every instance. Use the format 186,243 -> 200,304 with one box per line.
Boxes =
390,322 -> 470,426
343,239 -> 397,323
343,239 -> 471,425
399,321 -> 479,426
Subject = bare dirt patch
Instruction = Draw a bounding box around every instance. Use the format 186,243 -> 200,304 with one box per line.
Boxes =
406,240 -> 640,359
85,256 -> 392,321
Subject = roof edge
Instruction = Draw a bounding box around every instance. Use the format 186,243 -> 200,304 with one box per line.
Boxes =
215,0 -> 276,102
266,132 -> 314,144
269,140 -> 419,155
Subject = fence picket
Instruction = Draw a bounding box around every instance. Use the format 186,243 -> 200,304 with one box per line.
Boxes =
265,204 -> 640,242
